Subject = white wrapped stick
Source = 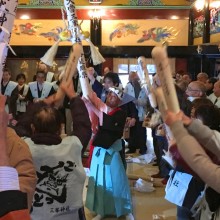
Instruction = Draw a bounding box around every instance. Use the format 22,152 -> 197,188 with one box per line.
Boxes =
65,0 -> 81,44
137,56 -> 157,108
77,51 -> 92,99
0,1 -> 18,93
1,2 -> 17,44
137,56 -> 150,86
54,0 -> 91,107
62,0 -> 82,83
64,0 -> 91,99
155,87 -> 174,141
151,46 -> 180,113
0,42 -> 7,87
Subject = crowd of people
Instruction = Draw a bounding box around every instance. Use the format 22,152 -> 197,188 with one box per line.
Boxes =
152,70 -> 220,220
1,61 -> 220,220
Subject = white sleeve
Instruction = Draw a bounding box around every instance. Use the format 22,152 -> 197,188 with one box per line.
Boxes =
0,167 -> 20,192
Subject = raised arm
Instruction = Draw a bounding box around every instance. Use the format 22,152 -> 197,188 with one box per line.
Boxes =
92,79 -> 104,98
170,120 -> 220,193
88,72 -> 104,99
165,110 -> 220,193
187,119 -> 220,158
87,91 -> 107,113
60,81 -> 92,154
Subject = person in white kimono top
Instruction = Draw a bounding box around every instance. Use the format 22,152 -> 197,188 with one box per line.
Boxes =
15,73 -> 29,119
23,81 -> 92,220
1,68 -> 18,118
124,71 -> 148,155
26,71 -> 56,104
208,80 -> 220,108
38,62 -> 60,92
87,66 -> 102,84
33,62 -> 56,83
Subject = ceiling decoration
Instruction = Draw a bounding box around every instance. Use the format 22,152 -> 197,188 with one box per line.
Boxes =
18,0 -> 197,7
28,0 -> 62,6
129,0 -> 164,6
153,0 -> 196,6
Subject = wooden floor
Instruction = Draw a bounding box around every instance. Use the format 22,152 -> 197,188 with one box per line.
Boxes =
84,162 -> 176,220
84,129 -> 177,220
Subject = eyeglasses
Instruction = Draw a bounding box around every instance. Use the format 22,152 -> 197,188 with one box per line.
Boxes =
186,87 -> 200,92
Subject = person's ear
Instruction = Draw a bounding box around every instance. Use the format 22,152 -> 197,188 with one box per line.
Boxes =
198,91 -> 203,97
117,97 -> 121,105
58,124 -> 62,135
31,124 -> 35,133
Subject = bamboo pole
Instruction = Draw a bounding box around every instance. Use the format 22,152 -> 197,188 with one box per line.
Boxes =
54,0 -> 91,106
151,46 -> 180,113
137,56 -> 157,108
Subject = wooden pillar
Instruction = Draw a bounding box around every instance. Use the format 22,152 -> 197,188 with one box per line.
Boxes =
188,9 -> 194,45
203,0 -> 210,43
90,18 -> 102,46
